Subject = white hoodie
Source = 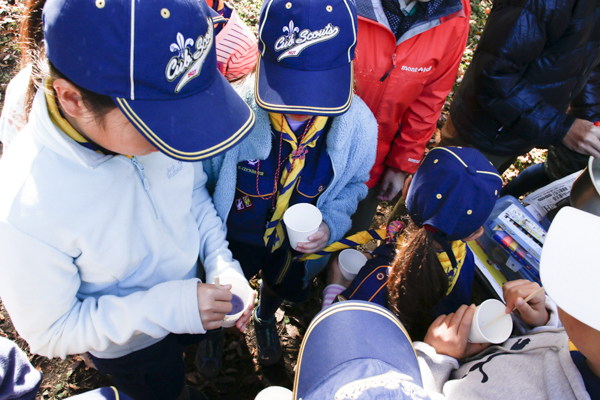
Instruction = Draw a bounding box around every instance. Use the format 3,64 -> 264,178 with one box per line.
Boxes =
0,88 -> 246,360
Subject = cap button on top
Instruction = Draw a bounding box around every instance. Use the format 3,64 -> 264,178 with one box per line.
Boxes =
466,165 -> 477,175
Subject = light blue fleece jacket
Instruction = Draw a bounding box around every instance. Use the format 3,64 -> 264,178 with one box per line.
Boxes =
0,88 -> 246,360
203,77 -> 378,283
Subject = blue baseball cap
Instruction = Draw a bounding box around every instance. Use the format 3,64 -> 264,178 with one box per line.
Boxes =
293,301 -> 431,400
407,147 -> 503,241
256,0 -> 357,116
43,0 -> 255,161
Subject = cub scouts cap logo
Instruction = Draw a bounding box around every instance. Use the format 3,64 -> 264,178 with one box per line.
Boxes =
256,0 -> 357,116
43,0 -> 255,161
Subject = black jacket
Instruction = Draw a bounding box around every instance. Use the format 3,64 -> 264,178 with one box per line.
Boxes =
450,0 -> 600,156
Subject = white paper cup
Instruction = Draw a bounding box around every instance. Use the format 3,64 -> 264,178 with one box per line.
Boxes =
468,299 -> 513,344
338,249 -> 368,281
254,386 -> 293,400
283,203 -> 322,249
218,276 -> 253,328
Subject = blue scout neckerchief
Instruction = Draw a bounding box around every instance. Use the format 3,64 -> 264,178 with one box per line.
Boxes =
263,113 -> 328,252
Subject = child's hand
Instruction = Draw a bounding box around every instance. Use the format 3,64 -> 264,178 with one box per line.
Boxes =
377,168 -> 407,201
328,256 -> 354,287
295,221 -> 330,253
196,283 -> 233,331
235,290 -> 256,333
503,280 -> 548,327
327,252 -> 372,287
424,304 -> 490,359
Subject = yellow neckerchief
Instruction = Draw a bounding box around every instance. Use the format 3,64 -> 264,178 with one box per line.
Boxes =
44,78 -> 89,144
263,113 -> 328,252
570,341 -> 578,352
436,240 -> 467,295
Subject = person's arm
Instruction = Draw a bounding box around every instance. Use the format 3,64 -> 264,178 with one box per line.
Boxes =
414,305 -> 484,397
0,223 -> 209,359
191,162 -> 245,284
191,162 -> 254,331
316,97 -> 379,245
502,279 -> 562,334
386,14 -> 470,178
561,63 -> 600,157
570,62 -> 600,122
460,0 -> 576,148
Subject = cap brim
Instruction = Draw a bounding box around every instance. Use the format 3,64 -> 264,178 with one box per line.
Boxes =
115,73 -> 255,161
294,301 -> 424,400
540,206 -> 600,331
255,55 -> 353,116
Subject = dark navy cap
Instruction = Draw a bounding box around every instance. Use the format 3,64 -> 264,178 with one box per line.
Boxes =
255,0 -> 357,116
43,0 -> 254,161
294,301 -> 431,400
406,147 -> 503,241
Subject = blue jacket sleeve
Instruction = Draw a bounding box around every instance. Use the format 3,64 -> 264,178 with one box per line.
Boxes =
570,63 -> 600,121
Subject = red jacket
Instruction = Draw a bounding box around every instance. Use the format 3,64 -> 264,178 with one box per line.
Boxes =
354,0 -> 471,188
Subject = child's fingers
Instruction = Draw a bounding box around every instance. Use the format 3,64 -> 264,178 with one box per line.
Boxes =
212,298 -> 233,315
503,280 -> 541,312
457,304 -> 476,339
449,305 -> 468,330
214,286 -> 233,302
307,230 -> 325,242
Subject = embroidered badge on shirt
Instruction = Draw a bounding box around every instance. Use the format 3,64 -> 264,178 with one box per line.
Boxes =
235,195 -> 254,211
274,20 -> 340,61
165,19 -> 214,93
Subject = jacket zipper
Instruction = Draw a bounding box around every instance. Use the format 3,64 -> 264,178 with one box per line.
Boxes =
380,53 -> 396,82
131,157 -> 159,219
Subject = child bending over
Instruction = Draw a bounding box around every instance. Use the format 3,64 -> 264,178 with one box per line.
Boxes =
323,146 -> 502,340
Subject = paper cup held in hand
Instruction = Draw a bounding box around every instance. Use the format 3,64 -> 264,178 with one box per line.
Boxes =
217,275 -> 253,328
283,203 -> 322,249
338,249 -> 368,280
254,386 -> 293,400
468,299 -> 513,344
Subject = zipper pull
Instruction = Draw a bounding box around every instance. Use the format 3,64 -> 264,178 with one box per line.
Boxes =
380,54 -> 396,82
131,157 -> 150,190
131,157 -> 144,172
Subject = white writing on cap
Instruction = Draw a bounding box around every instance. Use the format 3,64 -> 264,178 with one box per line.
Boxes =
274,21 -> 339,61
334,371 -> 428,400
165,18 -> 214,93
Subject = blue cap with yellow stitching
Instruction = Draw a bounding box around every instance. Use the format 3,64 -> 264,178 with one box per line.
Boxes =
294,301 -> 431,400
255,0 -> 357,116
406,147 -> 503,241
43,0 -> 254,161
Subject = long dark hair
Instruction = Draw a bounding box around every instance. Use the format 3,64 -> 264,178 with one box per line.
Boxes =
19,0 -> 116,122
19,0 -> 45,117
387,220 -> 449,341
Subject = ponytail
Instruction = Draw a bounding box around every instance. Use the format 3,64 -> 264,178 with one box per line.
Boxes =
387,221 -> 448,341
18,0 -> 46,118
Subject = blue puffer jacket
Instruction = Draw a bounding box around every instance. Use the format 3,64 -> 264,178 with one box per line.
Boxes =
450,0 -> 600,156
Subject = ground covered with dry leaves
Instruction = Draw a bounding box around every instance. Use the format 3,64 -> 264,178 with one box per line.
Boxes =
0,0 -> 545,398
